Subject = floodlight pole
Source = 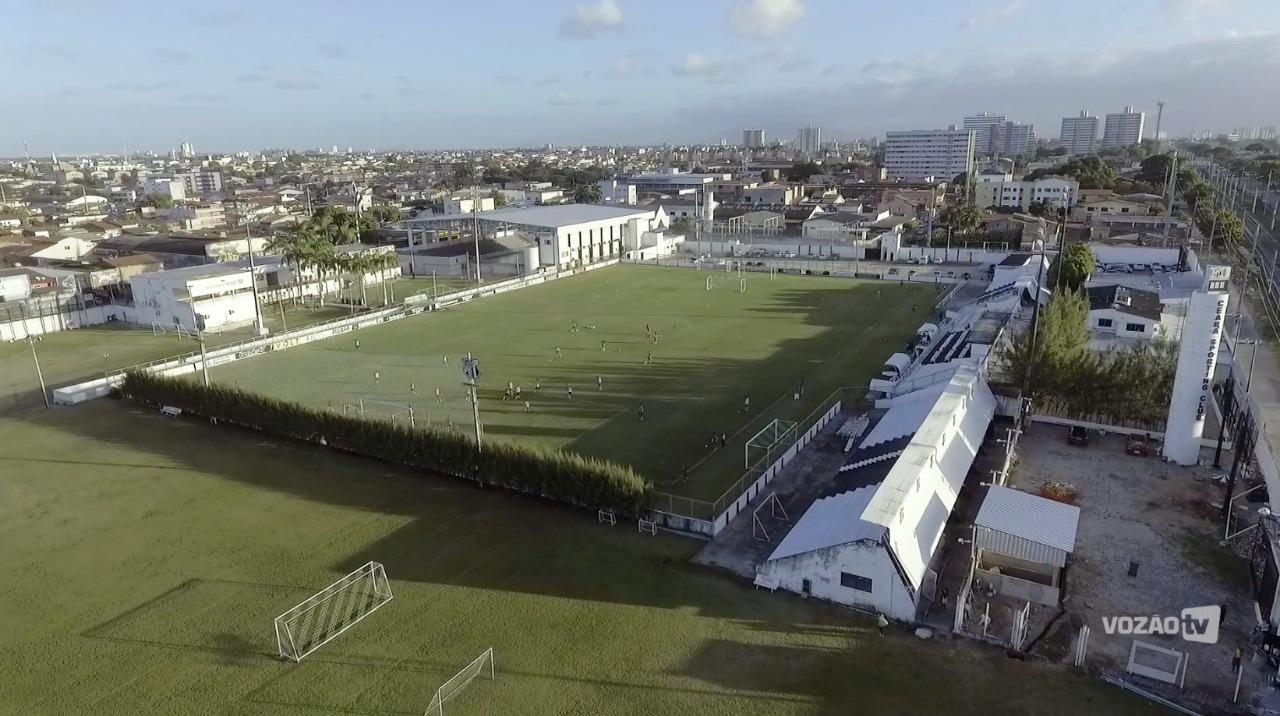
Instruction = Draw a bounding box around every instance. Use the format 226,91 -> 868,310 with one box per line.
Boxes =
27,334 -> 49,408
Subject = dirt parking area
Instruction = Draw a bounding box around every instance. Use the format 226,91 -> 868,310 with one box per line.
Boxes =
1012,425 -> 1265,710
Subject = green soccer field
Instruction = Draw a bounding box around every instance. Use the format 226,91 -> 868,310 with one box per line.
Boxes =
211,265 -> 936,502
0,400 -> 1156,715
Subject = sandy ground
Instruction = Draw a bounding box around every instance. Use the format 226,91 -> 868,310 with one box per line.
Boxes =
1012,426 -> 1266,711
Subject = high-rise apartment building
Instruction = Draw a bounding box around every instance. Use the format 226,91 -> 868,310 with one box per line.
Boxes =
743,129 -> 765,148
994,121 -> 1036,157
884,128 -> 975,182
963,112 -> 1006,155
797,125 -> 821,156
1102,106 -> 1145,149
1060,111 -> 1099,155
179,142 -> 195,159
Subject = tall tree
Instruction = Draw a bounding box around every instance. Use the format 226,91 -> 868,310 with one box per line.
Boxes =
1000,288 -> 1090,405
573,184 -> 603,204
939,203 -> 982,235
1048,242 -> 1095,292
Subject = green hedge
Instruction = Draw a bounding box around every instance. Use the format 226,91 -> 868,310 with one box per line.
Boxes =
122,371 -> 650,514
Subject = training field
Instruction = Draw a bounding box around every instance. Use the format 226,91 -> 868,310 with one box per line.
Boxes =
212,264 -> 935,501
0,400 -> 1155,715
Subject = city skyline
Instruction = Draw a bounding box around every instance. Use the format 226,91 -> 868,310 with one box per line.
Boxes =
7,0 -> 1280,153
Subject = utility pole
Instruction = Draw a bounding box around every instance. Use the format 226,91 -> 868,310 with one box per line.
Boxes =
1161,152 -> 1178,248
1153,100 -> 1166,147
471,183 -> 482,283
195,315 -> 210,387
463,353 -> 482,451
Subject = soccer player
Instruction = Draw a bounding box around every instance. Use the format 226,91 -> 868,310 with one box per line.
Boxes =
410,382 -> 417,396
355,339 -> 361,350
741,394 -> 751,413
638,403 -> 645,422
566,384 -> 573,400
524,400 -> 531,413
601,340 -> 607,352
435,387 -> 443,403
597,375 -> 603,390
535,377 -> 542,391
645,351 -> 652,366
374,370 -> 381,385
442,354 -> 448,365
555,346 -> 562,357
571,320 -> 578,332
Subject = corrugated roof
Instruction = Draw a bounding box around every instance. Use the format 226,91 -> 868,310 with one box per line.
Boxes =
767,487 -> 883,561
470,204 -> 654,228
975,485 -> 1080,555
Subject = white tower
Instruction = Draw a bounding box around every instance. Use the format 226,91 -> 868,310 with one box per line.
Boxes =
1163,265 -> 1231,465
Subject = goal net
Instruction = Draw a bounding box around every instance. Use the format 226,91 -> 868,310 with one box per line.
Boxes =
705,275 -> 746,292
152,321 -> 195,339
425,647 -> 495,715
745,419 -> 798,469
274,561 -> 393,662
342,399 -> 416,427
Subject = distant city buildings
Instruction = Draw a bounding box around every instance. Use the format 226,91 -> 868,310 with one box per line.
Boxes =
743,129 -> 765,148
796,125 -> 821,156
883,128 -> 974,182
963,113 -> 1005,155
177,169 -> 223,196
974,172 -> 1078,212
179,142 -> 195,159
1102,106 -> 1145,149
1060,111 -> 1099,155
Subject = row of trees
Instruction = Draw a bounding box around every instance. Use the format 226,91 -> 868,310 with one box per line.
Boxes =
1024,155 -> 1118,189
1179,167 -> 1245,250
120,372 -> 651,513
265,205 -> 400,306
1000,289 -> 1178,427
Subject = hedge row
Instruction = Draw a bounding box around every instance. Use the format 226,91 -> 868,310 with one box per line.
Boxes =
121,371 -> 651,514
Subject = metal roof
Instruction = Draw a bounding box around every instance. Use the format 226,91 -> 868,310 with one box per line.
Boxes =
766,486 -> 883,562
975,485 -> 1080,555
470,204 -> 655,228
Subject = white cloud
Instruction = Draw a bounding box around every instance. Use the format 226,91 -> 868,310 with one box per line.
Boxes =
549,92 -> 581,106
608,54 -> 651,78
727,0 -> 804,39
1167,0 -> 1234,22
673,53 -> 740,81
754,44 -> 810,72
958,0 -> 1025,31
560,0 -> 623,39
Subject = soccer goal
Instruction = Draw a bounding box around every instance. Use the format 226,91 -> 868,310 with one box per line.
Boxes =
152,321 -> 195,339
706,275 -> 746,293
274,561 -> 393,662
745,419 -> 798,469
425,647 -> 495,715
343,399 -> 416,427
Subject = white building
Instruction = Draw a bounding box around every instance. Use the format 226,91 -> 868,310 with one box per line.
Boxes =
1102,106 -> 1146,149
743,129 -> 765,148
166,203 -> 227,230
974,173 -> 1077,212
1060,111 -> 1099,156
1086,284 -> 1165,340
996,121 -> 1036,157
444,196 -> 496,215
402,204 -> 671,271
130,262 -> 258,333
595,179 -> 637,205
963,113 -> 1006,155
176,170 -> 223,196
757,367 -> 996,621
884,129 -> 975,182
143,177 -> 187,200
797,125 -> 822,156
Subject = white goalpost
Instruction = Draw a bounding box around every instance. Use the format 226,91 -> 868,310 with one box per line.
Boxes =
425,647 -> 495,715
342,399 -> 417,427
152,321 -> 195,339
745,419 -> 798,469
706,274 -> 746,293
273,561 -> 393,662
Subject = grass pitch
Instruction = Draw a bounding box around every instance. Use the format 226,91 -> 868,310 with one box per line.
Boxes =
212,265 -> 935,502
0,400 -> 1156,715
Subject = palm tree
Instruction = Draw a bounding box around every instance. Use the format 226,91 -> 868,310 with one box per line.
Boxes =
573,184 -> 603,204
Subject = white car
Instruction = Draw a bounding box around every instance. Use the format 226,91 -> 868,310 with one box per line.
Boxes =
783,251 -> 797,258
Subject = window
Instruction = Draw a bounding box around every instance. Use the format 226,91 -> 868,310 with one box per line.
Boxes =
1097,318 -> 1113,328
840,572 -> 873,593
1126,322 -> 1146,333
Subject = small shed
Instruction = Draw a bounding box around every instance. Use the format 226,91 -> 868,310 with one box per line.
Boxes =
973,485 -> 1080,606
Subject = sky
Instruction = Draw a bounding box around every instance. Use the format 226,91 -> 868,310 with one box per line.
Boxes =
6,0 -> 1280,154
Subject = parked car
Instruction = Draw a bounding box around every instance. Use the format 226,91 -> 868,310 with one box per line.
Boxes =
783,251 -> 797,258
1067,426 -> 1090,446
1125,433 -> 1154,457
888,268 -> 900,275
